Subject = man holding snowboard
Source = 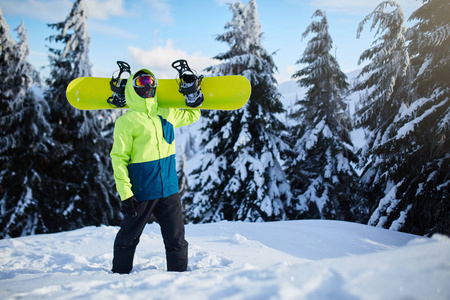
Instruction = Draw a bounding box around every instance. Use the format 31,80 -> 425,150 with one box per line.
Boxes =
110,68 -> 200,274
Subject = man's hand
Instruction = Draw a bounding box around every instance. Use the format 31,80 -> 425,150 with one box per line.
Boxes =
121,196 -> 139,217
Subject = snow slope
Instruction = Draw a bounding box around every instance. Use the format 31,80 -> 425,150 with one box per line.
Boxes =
1,220 -> 449,300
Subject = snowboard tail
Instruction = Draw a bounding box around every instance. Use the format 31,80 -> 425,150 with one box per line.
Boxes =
66,76 -> 251,110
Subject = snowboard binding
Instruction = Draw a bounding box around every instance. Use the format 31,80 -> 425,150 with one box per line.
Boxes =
172,59 -> 204,108
107,61 -> 131,108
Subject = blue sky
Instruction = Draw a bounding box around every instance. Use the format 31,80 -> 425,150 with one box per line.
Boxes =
1,0 -> 421,83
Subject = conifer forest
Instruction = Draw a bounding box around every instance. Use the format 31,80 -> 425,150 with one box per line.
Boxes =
0,0 -> 448,238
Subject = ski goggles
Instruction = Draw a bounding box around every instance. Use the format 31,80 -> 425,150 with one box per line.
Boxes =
133,73 -> 157,88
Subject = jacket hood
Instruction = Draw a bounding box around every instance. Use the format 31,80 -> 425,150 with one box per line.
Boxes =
125,68 -> 158,116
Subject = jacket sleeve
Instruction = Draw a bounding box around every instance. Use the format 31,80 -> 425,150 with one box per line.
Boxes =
170,108 -> 201,128
110,118 -> 134,201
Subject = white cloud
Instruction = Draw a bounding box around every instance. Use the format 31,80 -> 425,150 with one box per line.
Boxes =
309,0 -> 421,15
0,0 -> 132,22
144,0 -> 174,25
0,0 -> 72,22
128,40 -> 218,79
86,0 -> 132,20
88,20 -> 138,39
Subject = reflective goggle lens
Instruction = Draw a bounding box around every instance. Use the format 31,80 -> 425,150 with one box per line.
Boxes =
133,74 -> 157,88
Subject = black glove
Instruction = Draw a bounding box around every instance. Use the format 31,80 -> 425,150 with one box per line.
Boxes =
121,196 -> 139,217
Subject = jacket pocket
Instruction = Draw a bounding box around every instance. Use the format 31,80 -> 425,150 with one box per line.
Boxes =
128,161 -> 162,201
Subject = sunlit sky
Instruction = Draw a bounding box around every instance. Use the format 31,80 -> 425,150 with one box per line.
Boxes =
1,0 -> 422,83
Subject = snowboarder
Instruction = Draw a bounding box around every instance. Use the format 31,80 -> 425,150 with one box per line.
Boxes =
110,68 -> 201,274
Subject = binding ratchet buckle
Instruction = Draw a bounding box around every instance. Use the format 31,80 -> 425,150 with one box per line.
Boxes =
107,61 -> 131,108
172,59 -> 204,108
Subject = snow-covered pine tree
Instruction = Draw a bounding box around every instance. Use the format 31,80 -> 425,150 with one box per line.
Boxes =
0,10 -> 53,238
184,0 -> 291,223
284,10 -> 359,221
364,0 -> 449,235
353,1 -> 412,226
43,0 -> 120,233
355,1 -> 410,129
356,0 -> 450,235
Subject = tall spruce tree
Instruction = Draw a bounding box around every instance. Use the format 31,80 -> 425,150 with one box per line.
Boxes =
355,1 -> 410,129
354,1 -> 412,227
379,0 -> 448,235
284,10 -> 359,221
355,0 -> 449,235
184,0 -> 291,223
43,0 -> 120,233
401,0 -> 449,235
0,11 -> 52,237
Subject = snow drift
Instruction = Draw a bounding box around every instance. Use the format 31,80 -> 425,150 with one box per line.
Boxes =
1,220 -> 449,299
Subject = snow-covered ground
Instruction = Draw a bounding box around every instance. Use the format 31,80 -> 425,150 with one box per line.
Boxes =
1,220 -> 449,299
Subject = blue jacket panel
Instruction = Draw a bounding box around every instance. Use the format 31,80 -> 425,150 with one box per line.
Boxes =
128,154 -> 178,201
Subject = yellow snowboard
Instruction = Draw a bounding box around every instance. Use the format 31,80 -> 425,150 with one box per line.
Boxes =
66,76 -> 251,110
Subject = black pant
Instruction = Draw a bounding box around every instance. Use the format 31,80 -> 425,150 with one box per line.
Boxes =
112,193 -> 188,273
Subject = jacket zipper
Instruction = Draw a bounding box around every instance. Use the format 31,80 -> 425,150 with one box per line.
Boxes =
150,115 -> 164,197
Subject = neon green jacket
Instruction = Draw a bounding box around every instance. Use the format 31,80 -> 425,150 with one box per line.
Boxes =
110,69 -> 200,201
